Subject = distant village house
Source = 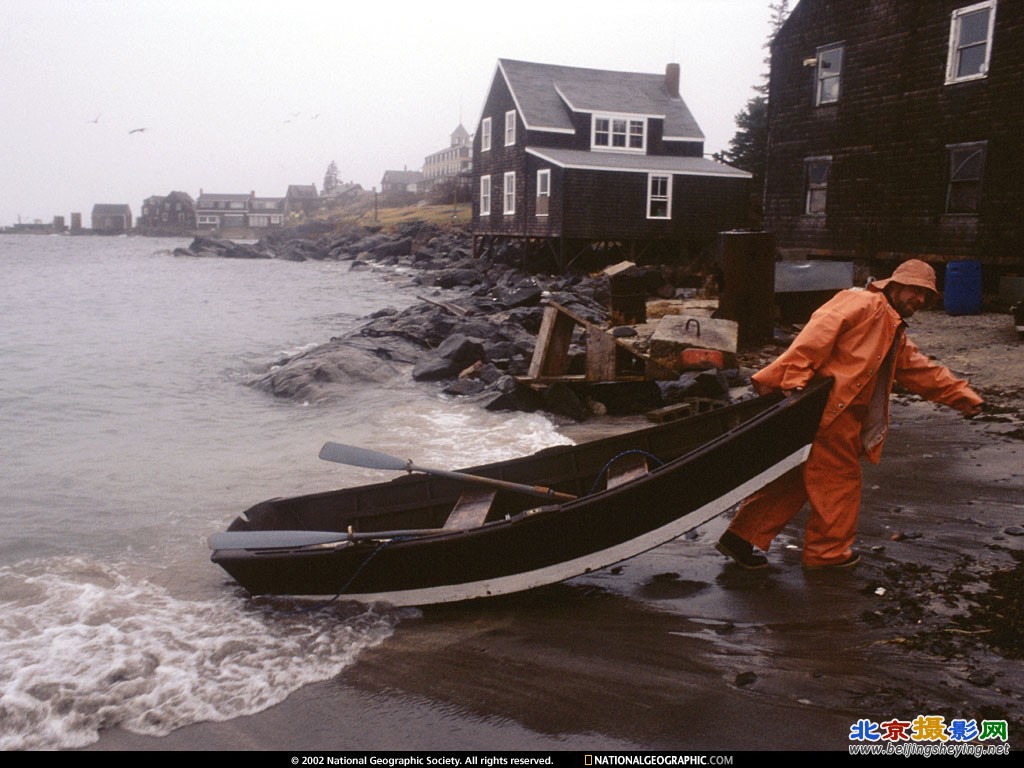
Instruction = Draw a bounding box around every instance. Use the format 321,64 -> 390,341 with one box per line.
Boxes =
137,191 -> 196,234
91,204 -> 133,233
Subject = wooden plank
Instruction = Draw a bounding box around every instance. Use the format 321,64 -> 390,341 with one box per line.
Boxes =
585,320 -> 618,382
443,487 -> 497,530
606,454 -> 649,489
527,304 -> 576,378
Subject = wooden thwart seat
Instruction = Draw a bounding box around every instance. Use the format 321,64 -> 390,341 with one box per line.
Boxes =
443,487 -> 498,530
606,454 -> 649,490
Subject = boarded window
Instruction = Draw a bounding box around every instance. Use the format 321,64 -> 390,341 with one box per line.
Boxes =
805,157 -> 831,215
946,142 -> 986,213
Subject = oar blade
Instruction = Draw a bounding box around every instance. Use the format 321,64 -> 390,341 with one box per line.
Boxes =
209,530 -> 347,550
319,441 -> 410,471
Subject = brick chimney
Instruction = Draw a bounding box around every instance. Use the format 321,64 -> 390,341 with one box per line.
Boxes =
665,63 -> 680,98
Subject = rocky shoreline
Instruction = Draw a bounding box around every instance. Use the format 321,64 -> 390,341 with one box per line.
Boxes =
177,222 -> 742,421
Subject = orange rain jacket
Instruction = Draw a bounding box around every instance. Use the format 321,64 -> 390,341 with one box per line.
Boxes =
751,286 -> 983,464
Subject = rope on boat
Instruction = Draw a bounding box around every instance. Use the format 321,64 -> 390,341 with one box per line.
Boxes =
251,536 -> 409,614
586,449 -> 666,496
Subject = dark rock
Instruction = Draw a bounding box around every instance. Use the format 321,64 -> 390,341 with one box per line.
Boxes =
586,381 -> 663,415
735,671 -> 757,687
542,383 -> 590,422
443,379 -> 486,396
412,334 -> 486,382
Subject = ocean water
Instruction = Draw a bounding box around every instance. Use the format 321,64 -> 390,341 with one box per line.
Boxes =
0,234 -> 570,749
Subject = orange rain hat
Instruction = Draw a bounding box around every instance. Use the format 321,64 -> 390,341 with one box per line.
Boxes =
869,259 -> 939,299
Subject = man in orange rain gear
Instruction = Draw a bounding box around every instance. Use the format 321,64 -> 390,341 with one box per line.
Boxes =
716,259 -> 984,571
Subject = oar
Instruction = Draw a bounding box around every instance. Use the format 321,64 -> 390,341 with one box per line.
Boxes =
209,527 -> 447,551
318,442 -> 577,502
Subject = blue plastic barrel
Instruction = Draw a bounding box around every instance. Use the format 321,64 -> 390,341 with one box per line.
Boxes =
944,260 -> 982,316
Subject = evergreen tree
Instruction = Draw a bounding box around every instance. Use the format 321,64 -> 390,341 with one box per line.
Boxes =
323,161 -> 339,194
716,1 -> 791,218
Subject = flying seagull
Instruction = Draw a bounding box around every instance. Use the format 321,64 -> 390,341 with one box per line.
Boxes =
128,127 -> 147,134
86,114 -> 101,124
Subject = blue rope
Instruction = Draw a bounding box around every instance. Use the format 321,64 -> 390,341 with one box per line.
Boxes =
253,535 -> 405,615
587,449 -> 665,496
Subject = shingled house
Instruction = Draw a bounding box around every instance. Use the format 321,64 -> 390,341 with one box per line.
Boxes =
765,0 -> 1023,284
91,204 -> 132,233
471,58 -> 751,269
137,191 -> 196,234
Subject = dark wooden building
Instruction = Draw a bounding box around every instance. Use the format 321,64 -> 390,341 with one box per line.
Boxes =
471,59 -> 751,269
765,0 -> 1023,283
137,190 -> 196,234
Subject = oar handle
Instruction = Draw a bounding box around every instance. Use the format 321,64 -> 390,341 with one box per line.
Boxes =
408,463 -> 576,502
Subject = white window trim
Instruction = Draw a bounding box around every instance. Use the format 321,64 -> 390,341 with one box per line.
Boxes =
536,169 -> 550,217
591,113 -> 647,153
646,174 -> 672,219
503,171 -> 516,215
481,117 -> 492,152
480,175 -> 491,216
504,110 -> 516,146
815,42 -> 843,106
945,0 -> 997,85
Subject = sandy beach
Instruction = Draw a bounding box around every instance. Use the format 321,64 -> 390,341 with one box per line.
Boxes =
84,308 -> 1024,753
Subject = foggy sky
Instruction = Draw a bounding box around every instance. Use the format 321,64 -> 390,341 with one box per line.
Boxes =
0,0 -> 775,226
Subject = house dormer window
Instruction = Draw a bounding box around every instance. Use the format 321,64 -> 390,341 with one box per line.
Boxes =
505,110 -> 516,146
592,114 -> 646,152
481,117 -> 492,151
945,1 -> 997,84
815,43 -> 843,105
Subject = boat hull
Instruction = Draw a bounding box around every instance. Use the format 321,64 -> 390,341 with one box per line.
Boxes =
211,381 -> 830,606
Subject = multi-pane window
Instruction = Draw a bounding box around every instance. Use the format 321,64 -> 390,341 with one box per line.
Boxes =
945,1 -> 997,84
946,142 -> 986,213
505,110 -> 516,146
647,174 -> 671,219
503,172 -> 516,215
592,115 -> 646,151
536,169 -> 550,217
480,175 -> 491,216
481,117 -> 492,151
815,43 -> 843,105
804,157 -> 831,215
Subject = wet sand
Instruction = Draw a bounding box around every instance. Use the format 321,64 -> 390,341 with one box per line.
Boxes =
85,398 -> 1024,752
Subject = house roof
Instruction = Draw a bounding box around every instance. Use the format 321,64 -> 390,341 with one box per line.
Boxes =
497,59 -> 704,141
526,147 -> 751,178
286,184 -> 318,198
91,204 -> 131,215
196,193 -> 251,202
381,170 -> 424,183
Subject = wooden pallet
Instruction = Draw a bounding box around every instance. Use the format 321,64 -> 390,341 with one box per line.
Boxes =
525,300 -> 647,383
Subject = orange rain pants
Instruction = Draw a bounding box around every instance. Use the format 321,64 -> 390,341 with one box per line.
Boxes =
727,402 -> 868,567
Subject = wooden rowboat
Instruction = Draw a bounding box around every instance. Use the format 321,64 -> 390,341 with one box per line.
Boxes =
210,379 -> 830,606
